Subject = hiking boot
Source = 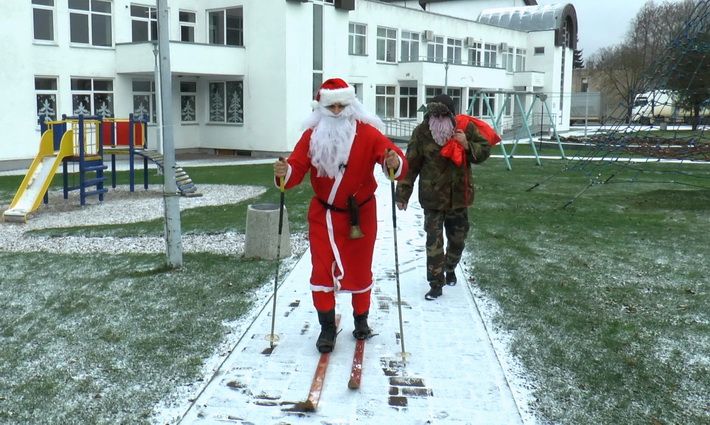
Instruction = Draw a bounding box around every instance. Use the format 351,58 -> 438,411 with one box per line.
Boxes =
352,311 -> 372,340
424,284 -> 443,300
316,309 -> 337,353
445,271 -> 457,286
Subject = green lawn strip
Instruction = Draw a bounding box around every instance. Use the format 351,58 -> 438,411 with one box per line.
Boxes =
469,159 -> 709,425
0,252 -> 274,425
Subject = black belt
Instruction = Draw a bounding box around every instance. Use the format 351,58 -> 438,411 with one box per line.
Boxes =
318,195 -> 373,213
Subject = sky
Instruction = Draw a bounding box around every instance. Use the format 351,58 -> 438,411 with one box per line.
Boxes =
536,0 -> 686,59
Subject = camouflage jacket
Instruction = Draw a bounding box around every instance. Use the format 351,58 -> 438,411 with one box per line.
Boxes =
395,120 -> 490,210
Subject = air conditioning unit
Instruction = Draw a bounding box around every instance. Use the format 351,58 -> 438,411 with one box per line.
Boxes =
498,42 -> 508,51
464,37 -> 476,47
423,30 -> 434,42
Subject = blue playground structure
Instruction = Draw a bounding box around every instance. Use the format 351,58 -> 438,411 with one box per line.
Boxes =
2,114 -> 199,223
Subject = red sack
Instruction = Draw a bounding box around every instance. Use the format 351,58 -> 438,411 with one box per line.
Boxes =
440,140 -> 466,166
455,114 -> 501,146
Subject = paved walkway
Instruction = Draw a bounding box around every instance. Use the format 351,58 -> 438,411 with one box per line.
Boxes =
175,171 -> 525,425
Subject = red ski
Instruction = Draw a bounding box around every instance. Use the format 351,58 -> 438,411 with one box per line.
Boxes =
285,314 -> 341,412
347,338 -> 365,389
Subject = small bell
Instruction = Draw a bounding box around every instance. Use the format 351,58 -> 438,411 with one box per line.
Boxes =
348,195 -> 364,239
349,224 -> 364,239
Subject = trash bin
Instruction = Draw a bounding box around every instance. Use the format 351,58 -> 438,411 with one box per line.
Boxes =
245,203 -> 291,260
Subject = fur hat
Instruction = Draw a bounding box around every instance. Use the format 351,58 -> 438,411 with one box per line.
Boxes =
429,94 -> 456,116
312,78 -> 356,108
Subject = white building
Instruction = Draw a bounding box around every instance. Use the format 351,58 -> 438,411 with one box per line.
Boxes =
0,0 -> 578,170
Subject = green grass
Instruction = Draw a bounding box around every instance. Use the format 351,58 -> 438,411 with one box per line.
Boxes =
468,159 -> 709,425
0,252 -> 276,424
1,158 -> 708,424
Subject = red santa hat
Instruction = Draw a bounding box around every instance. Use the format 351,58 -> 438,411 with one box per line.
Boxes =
313,78 -> 356,108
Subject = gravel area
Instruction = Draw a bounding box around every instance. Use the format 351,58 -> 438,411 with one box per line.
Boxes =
0,184 -> 276,255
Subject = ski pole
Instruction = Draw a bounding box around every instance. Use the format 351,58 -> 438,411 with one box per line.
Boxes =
389,165 -> 406,361
269,164 -> 287,350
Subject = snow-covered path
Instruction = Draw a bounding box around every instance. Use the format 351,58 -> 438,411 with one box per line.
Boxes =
173,171 -> 525,425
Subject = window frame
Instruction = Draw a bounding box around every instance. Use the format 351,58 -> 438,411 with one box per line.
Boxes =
208,81 -> 244,124
180,81 -> 198,123
35,76 -> 58,123
446,38 -> 462,64
130,4 -> 158,42
483,43 -> 497,67
348,22 -> 367,56
179,10 -> 196,42
515,48 -> 526,72
375,85 -> 396,118
208,7 -> 244,47
71,77 -> 114,118
376,26 -> 397,63
468,42 -> 482,66
132,79 -> 156,123
68,0 -> 113,47
399,86 -> 418,119
32,0 -> 55,43
427,35 -> 444,63
400,31 -> 419,62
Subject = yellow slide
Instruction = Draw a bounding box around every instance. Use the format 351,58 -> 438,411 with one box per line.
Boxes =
3,128 -> 74,223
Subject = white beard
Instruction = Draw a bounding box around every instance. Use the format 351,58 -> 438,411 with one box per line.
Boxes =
308,105 -> 357,178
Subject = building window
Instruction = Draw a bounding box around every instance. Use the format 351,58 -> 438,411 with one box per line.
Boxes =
376,27 -> 397,63
447,88 -> 462,114
515,48 -> 526,71
534,46 -> 545,55
468,42 -> 482,66
399,86 -> 418,118
209,8 -> 243,46
425,87 -> 461,114
504,93 -> 512,116
180,81 -> 197,123
469,90 -> 495,117
69,0 -> 112,47
132,80 -> 156,123
400,31 -> 419,62
348,22 -> 366,55
130,4 -> 157,42
33,0 -> 55,42
209,81 -> 243,124
426,86 -> 443,104
427,35 -> 444,63
71,78 -> 113,118
179,11 -> 196,42
375,85 -> 396,118
502,47 -> 514,72
35,77 -> 58,123
483,43 -> 497,67
446,38 -> 462,64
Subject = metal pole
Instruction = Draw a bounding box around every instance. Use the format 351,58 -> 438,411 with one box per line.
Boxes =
389,168 -> 406,362
584,92 -> 589,137
152,42 -> 163,155
444,61 -> 449,93
157,0 -> 183,268
269,176 -> 286,350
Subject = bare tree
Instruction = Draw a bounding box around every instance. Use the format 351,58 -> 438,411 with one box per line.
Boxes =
587,0 -> 702,123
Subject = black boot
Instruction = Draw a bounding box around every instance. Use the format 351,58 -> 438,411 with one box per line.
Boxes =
425,283 -> 443,300
445,271 -> 457,286
352,311 -> 372,340
316,309 -> 337,353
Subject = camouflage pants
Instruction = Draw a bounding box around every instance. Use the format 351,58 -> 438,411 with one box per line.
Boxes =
423,207 -> 470,286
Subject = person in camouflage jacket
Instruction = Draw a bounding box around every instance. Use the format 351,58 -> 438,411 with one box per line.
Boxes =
395,94 -> 490,300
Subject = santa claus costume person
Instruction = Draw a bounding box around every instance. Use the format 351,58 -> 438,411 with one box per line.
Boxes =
273,78 -> 408,353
